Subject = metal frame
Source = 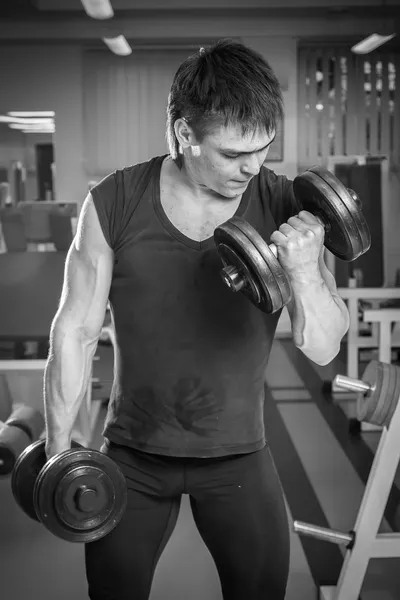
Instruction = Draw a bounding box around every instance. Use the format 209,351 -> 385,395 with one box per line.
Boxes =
320,372 -> 400,599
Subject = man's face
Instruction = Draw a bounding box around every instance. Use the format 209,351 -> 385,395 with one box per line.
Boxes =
186,123 -> 276,199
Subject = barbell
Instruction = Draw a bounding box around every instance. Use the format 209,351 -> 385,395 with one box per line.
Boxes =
214,166 -> 371,314
11,439 -> 127,543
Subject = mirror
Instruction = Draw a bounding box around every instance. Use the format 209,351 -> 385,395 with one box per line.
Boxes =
0,111 -> 55,206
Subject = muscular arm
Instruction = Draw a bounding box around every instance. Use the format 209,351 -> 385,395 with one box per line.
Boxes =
286,247 -> 349,365
44,193 -> 113,457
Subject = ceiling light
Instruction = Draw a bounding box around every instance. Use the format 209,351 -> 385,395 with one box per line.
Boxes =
1,116 -> 53,124
351,33 -> 396,54
8,111 -> 55,118
21,129 -> 55,134
103,35 -> 132,56
9,123 -> 54,130
81,0 -> 114,20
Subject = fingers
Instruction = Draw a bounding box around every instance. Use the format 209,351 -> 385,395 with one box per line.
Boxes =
280,212 -> 324,238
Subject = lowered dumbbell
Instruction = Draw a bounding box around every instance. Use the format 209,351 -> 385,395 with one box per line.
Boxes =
333,360 -> 400,429
214,166 -> 371,314
0,404 -> 45,476
11,439 -> 127,543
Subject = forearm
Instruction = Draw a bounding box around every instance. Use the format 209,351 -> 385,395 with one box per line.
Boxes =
289,274 -> 349,366
44,324 -> 98,449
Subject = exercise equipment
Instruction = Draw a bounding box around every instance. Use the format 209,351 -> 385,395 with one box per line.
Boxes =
334,360 -> 400,428
0,374 -> 12,422
0,404 -> 45,476
294,360 -> 400,600
11,439 -> 127,543
214,165 -> 371,313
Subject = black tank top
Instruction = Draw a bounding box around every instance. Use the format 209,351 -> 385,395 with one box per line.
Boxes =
91,155 -> 298,457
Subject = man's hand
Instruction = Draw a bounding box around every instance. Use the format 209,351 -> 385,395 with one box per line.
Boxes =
270,210 -> 325,283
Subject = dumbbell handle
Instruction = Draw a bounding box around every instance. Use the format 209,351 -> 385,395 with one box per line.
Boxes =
293,520 -> 354,548
333,374 -> 372,394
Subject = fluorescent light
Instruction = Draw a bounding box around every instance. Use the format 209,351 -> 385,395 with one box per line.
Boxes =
2,117 -> 53,125
103,35 -> 132,56
9,123 -> 54,130
8,111 -> 55,118
21,129 -> 55,134
81,0 -> 114,20
351,33 -> 396,54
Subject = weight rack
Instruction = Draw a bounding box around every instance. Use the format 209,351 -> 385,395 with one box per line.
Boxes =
294,367 -> 400,600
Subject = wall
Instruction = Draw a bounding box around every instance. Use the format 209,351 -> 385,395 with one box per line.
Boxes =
0,46 -> 86,205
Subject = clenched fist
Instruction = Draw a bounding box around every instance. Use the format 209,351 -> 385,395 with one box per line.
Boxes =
270,210 -> 325,283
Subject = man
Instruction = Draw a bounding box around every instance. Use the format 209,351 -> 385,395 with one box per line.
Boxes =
44,39 -> 349,599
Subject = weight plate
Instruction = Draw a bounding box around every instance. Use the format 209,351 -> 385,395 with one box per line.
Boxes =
357,360 -> 383,423
230,218 -> 292,307
214,217 -> 291,314
383,364 -> 400,428
11,439 -> 47,520
368,362 -> 392,426
308,167 -> 371,258
374,362 -> 399,428
11,439 -> 83,522
33,448 -> 127,543
293,168 -> 371,261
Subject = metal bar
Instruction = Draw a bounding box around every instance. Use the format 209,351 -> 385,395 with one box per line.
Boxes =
333,374 -> 371,394
293,520 -> 354,547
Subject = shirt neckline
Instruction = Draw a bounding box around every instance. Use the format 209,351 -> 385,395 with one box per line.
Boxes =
153,154 -> 252,251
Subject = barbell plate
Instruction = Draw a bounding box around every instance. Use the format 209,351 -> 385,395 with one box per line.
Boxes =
293,168 -> 371,261
307,167 -> 371,257
356,360 -> 398,427
11,439 -> 83,522
11,439 -> 47,520
0,425 -> 32,477
383,364 -> 400,428
214,217 -> 291,314
367,362 -> 392,427
33,448 -> 127,543
229,218 -> 292,309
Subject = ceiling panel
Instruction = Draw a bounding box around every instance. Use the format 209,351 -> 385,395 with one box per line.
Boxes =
31,0 -> 400,11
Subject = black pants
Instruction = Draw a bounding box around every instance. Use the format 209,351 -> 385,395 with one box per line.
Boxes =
85,442 -> 290,600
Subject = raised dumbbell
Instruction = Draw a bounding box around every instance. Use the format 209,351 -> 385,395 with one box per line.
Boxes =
333,360 -> 400,428
0,404 -> 45,476
214,165 -> 371,314
11,439 -> 127,543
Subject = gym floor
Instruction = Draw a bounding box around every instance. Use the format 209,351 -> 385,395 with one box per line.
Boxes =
1,339 -> 400,600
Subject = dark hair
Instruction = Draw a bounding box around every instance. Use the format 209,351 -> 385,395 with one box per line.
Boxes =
166,39 -> 284,169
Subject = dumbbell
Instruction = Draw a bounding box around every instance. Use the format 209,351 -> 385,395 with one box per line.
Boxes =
214,166 -> 371,313
0,404 -> 45,476
11,439 -> 127,543
333,360 -> 400,428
